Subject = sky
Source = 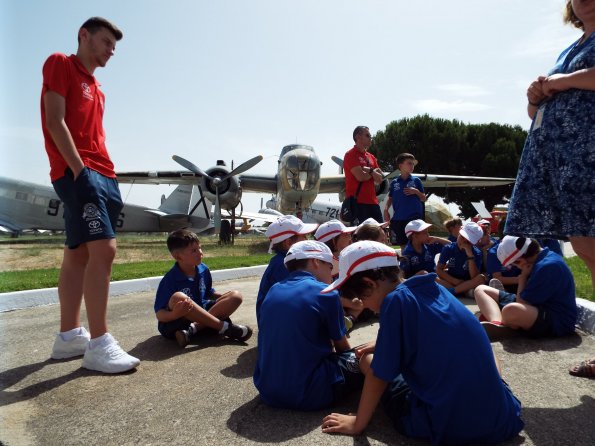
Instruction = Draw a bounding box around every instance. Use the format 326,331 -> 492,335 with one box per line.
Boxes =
0,0 -> 582,214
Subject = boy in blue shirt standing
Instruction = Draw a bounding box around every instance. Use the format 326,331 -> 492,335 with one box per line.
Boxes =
383,153 -> 426,248
254,240 -> 368,410
154,229 -> 252,347
320,241 -> 524,445
436,221 -> 486,296
256,215 -> 318,323
400,219 -> 449,278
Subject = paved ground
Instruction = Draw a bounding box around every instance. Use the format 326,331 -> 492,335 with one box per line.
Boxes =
1,276 -> 594,446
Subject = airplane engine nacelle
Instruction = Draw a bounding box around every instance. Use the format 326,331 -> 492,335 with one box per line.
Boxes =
202,166 -> 242,211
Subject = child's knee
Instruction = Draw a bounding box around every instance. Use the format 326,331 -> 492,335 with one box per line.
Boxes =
169,292 -> 190,307
227,290 -> 243,304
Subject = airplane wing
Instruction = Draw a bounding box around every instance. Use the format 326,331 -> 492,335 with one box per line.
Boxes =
237,174 -> 277,194
116,171 -> 203,185
317,172 -> 514,193
222,210 -> 280,223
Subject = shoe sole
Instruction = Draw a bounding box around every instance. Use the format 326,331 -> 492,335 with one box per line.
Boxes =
175,331 -> 189,348
51,351 -> 86,359
82,361 -> 140,374
481,322 -> 520,342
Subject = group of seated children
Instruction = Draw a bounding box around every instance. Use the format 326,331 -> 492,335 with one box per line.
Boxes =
256,239 -> 525,444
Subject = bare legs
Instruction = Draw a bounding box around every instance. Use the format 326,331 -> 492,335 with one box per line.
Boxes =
569,236 -> 595,289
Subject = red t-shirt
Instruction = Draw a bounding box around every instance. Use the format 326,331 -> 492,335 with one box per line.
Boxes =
343,146 -> 379,204
41,53 -> 116,181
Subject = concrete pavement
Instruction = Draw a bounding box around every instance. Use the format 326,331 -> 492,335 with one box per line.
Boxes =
1,276 -> 595,446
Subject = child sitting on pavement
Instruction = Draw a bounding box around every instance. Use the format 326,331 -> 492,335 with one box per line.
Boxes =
314,220 -> 360,330
444,217 -> 463,243
320,241 -> 524,445
475,236 -> 577,340
255,215 -> 318,323
436,221 -> 486,297
154,229 -> 252,347
399,219 -> 450,278
254,240 -> 369,411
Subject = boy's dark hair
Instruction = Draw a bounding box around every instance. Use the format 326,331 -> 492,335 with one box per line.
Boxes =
285,258 -> 311,273
352,224 -> 384,242
395,153 -> 416,167
352,126 -> 369,142
79,17 -> 123,43
444,217 -> 463,230
517,237 -> 541,259
340,266 -> 402,300
167,229 -> 200,253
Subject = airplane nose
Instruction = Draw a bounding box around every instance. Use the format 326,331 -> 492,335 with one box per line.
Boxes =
299,172 -> 308,190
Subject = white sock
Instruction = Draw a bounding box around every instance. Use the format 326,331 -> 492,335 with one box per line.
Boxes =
218,321 -> 229,334
189,323 -> 198,335
89,333 -> 110,349
60,327 -> 83,341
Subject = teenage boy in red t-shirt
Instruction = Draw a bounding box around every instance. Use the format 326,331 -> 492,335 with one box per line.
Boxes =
41,17 -> 139,373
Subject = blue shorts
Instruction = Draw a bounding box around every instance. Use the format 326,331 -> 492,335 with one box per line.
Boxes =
52,167 -> 123,249
498,291 -> 517,308
331,350 -> 365,402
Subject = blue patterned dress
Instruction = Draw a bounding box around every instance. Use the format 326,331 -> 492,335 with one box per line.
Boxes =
506,33 -> 595,239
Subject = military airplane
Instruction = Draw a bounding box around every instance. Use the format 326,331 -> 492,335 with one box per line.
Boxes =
0,176 -> 213,236
116,144 -> 515,229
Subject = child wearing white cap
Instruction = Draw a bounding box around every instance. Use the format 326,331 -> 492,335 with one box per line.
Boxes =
352,218 -> 390,244
315,220 -> 362,330
254,240 -> 369,410
320,241 -> 524,444
256,215 -> 318,323
475,236 -> 576,340
400,219 -> 449,278
436,221 -> 486,297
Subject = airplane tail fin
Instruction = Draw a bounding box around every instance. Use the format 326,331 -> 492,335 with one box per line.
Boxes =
158,185 -> 212,219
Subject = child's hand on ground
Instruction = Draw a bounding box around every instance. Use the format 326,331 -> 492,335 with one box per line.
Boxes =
322,413 -> 361,435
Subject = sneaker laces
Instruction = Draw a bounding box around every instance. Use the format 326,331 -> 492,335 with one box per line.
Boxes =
102,341 -> 128,359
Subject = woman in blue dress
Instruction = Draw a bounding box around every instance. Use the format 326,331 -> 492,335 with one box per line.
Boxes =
506,0 -> 595,288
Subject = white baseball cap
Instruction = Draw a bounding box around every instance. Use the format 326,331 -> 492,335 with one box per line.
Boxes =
284,240 -> 334,265
497,235 -> 532,267
459,222 -> 483,245
314,219 -> 357,243
354,218 -> 389,235
321,241 -> 399,293
478,219 -> 491,226
404,219 -> 432,237
265,215 -> 318,245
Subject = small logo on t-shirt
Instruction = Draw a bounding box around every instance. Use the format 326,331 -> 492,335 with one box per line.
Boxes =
81,83 -> 93,100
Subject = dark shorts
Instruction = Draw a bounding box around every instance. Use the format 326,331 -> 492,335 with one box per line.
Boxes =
52,167 -> 123,249
498,291 -> 517,308
390,217 -> 420,246
331,351 -> 365,402
157,299 -> 217,339
499,292 -> 556,337
353,203 -> 383,227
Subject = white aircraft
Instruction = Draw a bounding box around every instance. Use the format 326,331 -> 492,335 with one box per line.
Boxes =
0,176 -> 213,236
116,144 -> 515,229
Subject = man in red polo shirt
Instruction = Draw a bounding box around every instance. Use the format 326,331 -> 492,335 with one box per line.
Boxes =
343,126 -> 384,226
41,17 -> 139,373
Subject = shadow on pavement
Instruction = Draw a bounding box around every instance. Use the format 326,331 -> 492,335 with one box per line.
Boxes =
220,346 -> 257,379
500,332 -> 583,354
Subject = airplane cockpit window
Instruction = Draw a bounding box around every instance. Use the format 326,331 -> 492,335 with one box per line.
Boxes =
16,191 -> 28,201
286,154 -> 319,191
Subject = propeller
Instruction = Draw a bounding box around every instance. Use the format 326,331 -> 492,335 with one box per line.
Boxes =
172,154 -> 263,232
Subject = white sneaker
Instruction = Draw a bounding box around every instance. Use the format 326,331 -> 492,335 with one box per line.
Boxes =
51,327 -> 91,359
82,333 -> 140,373
489,278 -> 505,292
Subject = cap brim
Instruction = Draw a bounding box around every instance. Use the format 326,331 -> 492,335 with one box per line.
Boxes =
321,276 -> 345,293
297,223 -> 319,234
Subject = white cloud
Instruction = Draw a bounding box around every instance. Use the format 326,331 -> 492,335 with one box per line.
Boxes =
411,99 -> 493,113
436,84 -> 491,97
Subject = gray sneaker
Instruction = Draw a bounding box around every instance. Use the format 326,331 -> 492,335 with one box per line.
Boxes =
223,323 -> 253,342
489,278 -> 505,292
82,334 -> 140,373
51,327 -> 91,359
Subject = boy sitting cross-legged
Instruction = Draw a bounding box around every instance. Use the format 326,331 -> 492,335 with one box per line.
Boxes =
154,229 -> 252,347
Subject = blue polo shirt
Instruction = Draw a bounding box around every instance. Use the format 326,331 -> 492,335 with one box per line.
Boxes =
400,242 -> 443,278
486,241 -> 521,280
254,271 -> 347,411
371,274 -> 524,444
521,249 -> 576,336
438,242 -> 482,280
256,249 -> 289,323
154,263 -> 215,313
388,175 -> 424,221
